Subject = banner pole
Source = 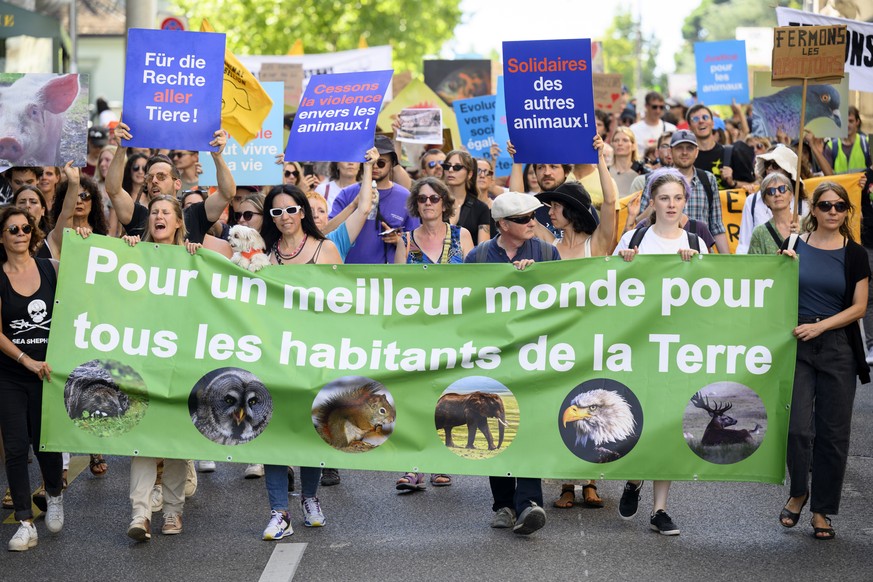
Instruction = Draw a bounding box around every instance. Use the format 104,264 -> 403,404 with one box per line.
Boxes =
794,77 -> 808,223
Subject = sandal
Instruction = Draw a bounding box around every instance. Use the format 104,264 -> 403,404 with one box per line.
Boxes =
553,484 -> 575,509
779,493 -> 808,528
430,474 -> 452,487
32,484 -> 47,512
2,488 -> 12,509
582,483 -> 605,508
62,469 -> 68,490
395,472 -> 426,492
90,454 -> 108,477
811,515 -> 835,540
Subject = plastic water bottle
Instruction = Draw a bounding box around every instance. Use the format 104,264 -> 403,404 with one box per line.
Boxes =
367,180 -> 378,220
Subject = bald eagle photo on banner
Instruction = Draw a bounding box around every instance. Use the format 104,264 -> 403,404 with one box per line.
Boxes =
558,379 -> 643,463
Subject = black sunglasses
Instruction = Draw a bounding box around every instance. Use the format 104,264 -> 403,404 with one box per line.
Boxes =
132,164 -> 145,172
764,185 -> 789,196
504,213 -> 536,224
285,170 -> 299,178
816,200 -> 849,213
649,104 -> 664,110
78,192 -> 92,201
477,169 -> 494,177
416,194 -> 442,204
269,205 -> 303,217
441,163 -> 465,172
234,210 -> 262,222
375,159 -> 391,169
5,224 -> 33,235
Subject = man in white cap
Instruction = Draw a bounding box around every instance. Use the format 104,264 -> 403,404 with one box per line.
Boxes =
464,192 -> 557,535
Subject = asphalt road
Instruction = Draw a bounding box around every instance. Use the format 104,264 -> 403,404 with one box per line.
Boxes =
2,384 -> 872,581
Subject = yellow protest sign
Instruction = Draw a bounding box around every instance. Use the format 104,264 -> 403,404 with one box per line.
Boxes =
201,19 -> 273,146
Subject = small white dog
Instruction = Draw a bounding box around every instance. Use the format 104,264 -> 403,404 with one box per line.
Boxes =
228,225 -> 270,273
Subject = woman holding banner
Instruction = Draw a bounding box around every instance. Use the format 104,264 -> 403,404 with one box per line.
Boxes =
747,173 -> 799,255
778,182 -> 869,541
259,184 -> 342,539
123,194 -> 201,542
614,167 -> 707,536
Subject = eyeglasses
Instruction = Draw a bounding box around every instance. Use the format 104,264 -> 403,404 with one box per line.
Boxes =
764,185 -> 789,196
658,144 -> 672,150
690,114 -> 711,124
426,160 -> 443,169
477,169 -> 494,177
284,170 -> 299,179
815,200 -> 849,213
441,163 -> 465,172
269,205 -> 303,217
375,159 -> 390,169
5,224 -> 33,235
77,192 -> 92,201
649,104 -> 664,110
132,165 -> 145,172
145,172 -> 171,183
416,194 -> 442,204
504,213 -> 536,224
234,210 -> 262,221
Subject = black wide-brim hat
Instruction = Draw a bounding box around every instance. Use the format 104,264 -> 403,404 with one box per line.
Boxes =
536,182 -> 597,233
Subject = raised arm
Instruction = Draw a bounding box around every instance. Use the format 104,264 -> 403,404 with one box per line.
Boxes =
49,161 -> 82,257
591,134 -> 618,255
506,141 -> 525,193
106,121 -> 134,224
344,147 -> 379,243
203,129 -> 236,222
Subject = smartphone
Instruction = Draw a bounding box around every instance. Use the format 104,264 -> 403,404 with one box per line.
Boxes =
302,163 -> 315,177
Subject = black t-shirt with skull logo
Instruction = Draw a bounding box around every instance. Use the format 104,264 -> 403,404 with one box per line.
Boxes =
0,258 -> 56,383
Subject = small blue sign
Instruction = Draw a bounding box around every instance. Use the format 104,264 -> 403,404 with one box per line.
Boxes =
694,40 -> 749,106
503,39 -> 596,164
493,77 -> 513,177
199,82 -> 284,187
284,70 -> 393,163
122,29 -> 225,151
453,95 -> 496,160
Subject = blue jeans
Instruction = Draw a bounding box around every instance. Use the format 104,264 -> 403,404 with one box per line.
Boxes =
265,465 -> 321,511
489,476 -> 543,516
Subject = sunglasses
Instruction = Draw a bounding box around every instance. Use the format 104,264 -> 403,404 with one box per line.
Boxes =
132,165 -> 145,172
170,151 -> 193,158
145,172 -> 171,183
284,170 -> 299,179
649,104 -> 664,110
754,143 -> 767,151
477,169 -> 494,177
269,205 -> 303,217
504,213 -> 536,224
690,114 -> 712,123
234,210 -> 262,221
416,194 -> 442,204
426,160 -> 443,169
815,200 -> 849,213
375,159 -> 390,169
441,163 -> 465,172
5,224 -> 33,235
764,185 -> 789,196
77,192 -> 92,201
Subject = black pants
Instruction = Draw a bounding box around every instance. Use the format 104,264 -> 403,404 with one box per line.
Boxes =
489,476 -> 543,515
787,326 -> 857,515
0,378 -> 63,521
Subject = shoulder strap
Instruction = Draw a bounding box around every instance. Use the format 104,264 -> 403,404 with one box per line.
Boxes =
475,238 -> 493,263
722,145 -> 733,168
862,134 -> 871,168
628,225 -> 650,250
695,168 -> 715,209
687,219 -> 698,235
537,238 -> 553,261
688,232 -> 700,253
780,232 -> 800,252
764,221 -> 784,248
750,191 -> 758,222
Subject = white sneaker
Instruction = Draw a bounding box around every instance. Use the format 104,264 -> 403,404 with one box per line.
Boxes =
301,496 -> 326,527
8,521 -> 37,551
197,460 -> 216,473
150,484 -> 163,513
866,348 -> 873,364
244,464 -> 265,479
262,510 -> 292,540
45,493 -> 64,533
184,460 -> 198,497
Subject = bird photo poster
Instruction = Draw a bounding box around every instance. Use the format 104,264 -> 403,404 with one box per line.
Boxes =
41,234 -> 799,484
750,70 -> 848,139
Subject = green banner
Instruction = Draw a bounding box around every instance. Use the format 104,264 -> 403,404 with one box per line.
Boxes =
42,233 -> 798,483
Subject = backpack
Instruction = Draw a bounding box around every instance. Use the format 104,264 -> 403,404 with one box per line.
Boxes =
474,237 -> 555,263
628,225 -> 700,253
694,168 -> 716,228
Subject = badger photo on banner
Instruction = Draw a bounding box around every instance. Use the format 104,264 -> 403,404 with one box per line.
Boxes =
776,7 -> 873,92
503,38 -> 597,164
122,28 -> 226,151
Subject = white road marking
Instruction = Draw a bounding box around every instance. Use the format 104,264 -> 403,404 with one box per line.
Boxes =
259,542 -> 308,582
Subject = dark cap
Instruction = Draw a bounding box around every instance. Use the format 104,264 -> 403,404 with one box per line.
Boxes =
88,126 -> 108,145
670,129 -> 698,147
535,182 -> 597,234
374,134 -> 397,166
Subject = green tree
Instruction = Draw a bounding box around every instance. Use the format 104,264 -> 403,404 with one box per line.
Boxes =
600,5 -> 662,94
170,0 -> 463,74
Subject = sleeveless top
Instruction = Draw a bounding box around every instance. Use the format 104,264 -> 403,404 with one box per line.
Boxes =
555,235 -> 592,258
403,224 -> 464,264
305,240 -> 326,264
0,258 -> 57,383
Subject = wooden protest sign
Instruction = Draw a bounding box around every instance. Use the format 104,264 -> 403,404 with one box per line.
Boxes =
593,73 -> 622,112
771,24 -> 846,221
258,62 -> 303,109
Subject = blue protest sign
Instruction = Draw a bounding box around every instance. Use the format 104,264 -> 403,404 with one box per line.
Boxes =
284,70 -> 393,163
493,77 -> 513,177
453,95 -> 496,159
694,40 -> 749,105
199,82 -> 284,187
122,29 -> 225,151
503,39 -> 596,164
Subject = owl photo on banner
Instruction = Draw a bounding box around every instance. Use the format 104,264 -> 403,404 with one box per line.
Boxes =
189,367 -> 273,446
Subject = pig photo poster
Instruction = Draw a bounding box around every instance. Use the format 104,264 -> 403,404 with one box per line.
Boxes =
0,73 -> 89,167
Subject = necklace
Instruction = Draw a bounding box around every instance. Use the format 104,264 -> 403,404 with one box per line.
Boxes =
274,234 -> 308,264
